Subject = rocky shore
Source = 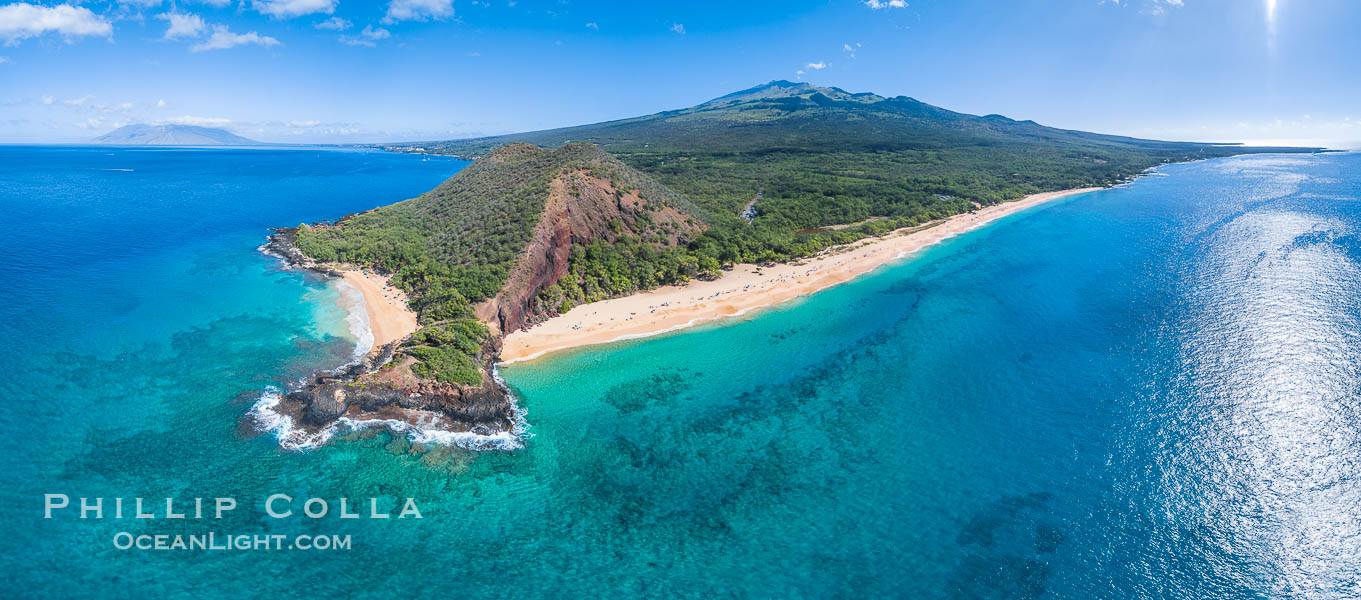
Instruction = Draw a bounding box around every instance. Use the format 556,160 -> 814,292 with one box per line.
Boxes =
255,227 -> 523,450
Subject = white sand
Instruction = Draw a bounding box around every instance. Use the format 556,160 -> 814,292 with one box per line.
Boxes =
500,187 -> 1102,363
340,270 -> 419,355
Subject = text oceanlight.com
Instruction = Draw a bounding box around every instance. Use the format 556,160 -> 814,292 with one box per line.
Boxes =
112,532 -> 351,551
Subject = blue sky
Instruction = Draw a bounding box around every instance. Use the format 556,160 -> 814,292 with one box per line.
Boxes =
0,0 -> 1357,146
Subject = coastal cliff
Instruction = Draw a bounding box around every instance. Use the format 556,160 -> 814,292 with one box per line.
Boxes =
256,143 -> 703,448
485,154 -> 702,334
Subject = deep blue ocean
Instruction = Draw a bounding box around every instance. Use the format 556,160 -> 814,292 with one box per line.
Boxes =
2,147 -> 1359,599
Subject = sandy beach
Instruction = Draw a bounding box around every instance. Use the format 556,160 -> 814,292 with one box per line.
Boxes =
339,270 -> 419,356
500,187 -> 1101,363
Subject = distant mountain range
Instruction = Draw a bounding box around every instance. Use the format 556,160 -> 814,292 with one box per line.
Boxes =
387,80 -> 1316,162
383,80 -> 1319,230
93,124 -> 259,146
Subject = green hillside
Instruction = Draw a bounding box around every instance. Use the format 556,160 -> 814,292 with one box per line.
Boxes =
291,141 -> 706,383
387,81 -> 1316,263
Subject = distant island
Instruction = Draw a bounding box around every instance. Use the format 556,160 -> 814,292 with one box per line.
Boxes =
261,80 -> 1322,449
94,124 -> 259,146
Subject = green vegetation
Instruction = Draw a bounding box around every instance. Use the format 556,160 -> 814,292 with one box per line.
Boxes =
296,81 -> 1319,384
294,141 -> 701,383
390,81 -> 1317,267
403,318 -> 489,385
559,238 -> 724,306
296,143 -> 567,310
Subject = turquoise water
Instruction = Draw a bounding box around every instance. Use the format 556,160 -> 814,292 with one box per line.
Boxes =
3,148 -> 1360,598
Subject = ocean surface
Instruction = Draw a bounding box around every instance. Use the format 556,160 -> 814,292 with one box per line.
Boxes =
2,147 -> 1360,599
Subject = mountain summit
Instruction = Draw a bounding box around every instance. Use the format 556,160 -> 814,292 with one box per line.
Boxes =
698,80 -> 886,107
385,80 -> 1313,233
394,79 -> 1290,162
94,124 -> 259,146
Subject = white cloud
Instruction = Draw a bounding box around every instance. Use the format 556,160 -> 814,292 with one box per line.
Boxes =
160,115 -> 231,127
158,12 -> 206,39
585,22 -> 598,30
315,16 -> 350,30
670,23 -> 685,35
1108,0 -> 1186,16
806,61 -> 826,69
0,3 -> 113,45
119,102 -> 133,110
1149,0 -> 1184,15
190,25 -> 281,51
40,95 -> 54,105
339,24 -> 391,46
382,0 -> 453,23
117,0 -> 164,8
156,99 -> 167,108
287,120 -> 321,127
198,0 -> 232,6
863,0 -> 906,8
252,0 -> 337,19
64,94 -> 94,105
0,56 -> 8,64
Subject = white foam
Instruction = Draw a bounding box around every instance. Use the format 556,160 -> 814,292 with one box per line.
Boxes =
246,389 -> 334,451
332,277 -> 375,364
247,367 -> 532,452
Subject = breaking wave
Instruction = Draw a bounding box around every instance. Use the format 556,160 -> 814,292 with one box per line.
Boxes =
247,365 -> 531,452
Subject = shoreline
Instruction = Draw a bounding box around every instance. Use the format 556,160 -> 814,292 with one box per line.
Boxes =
500,186 -> 1102,364
258,230 -> 521,451
259,231 -> 419,359
333,269 -> 419,359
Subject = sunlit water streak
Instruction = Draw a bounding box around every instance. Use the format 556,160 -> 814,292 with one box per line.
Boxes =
1151,157 -> 1361,597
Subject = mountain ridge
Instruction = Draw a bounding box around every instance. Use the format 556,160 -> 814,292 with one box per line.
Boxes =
384,80 -> 1318,240
387,80 -> 1309,158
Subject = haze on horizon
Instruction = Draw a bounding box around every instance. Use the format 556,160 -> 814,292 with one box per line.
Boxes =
0,0 -> 1357,148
